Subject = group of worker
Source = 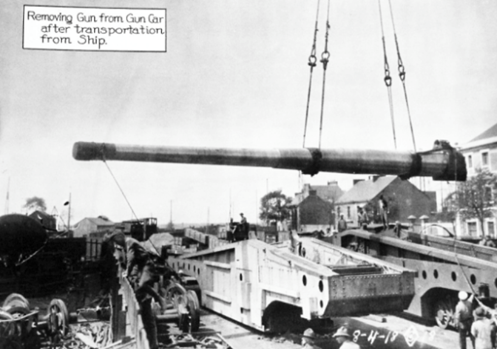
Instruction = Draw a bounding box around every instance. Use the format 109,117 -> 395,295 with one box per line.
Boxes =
104,231 -> 168,349
299,290 -> 497,349
301,326 -> 360,349
337,195 -> 389,233
455,291 -> 497,349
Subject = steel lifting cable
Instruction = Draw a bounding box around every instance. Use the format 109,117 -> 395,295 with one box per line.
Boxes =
302,0 -> 321,148
387,0 -> 417,152
102,157 -> 140,222
378,0 -> 397,149
318,0 -> 331,149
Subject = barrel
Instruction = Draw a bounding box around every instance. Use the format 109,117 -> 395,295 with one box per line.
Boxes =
72,141 -> 466,181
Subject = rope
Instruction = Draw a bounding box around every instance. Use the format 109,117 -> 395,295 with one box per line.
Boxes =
378,0 -> 397,149
302,0 -> 321,148
16,240 -> 48,266
318,0 -> 331,149
388,0 -> 417,152
102,159 -> 140,222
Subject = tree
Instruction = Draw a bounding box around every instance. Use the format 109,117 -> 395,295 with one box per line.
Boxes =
259,190 -> 292,224
444,168 -> 497,235
23,196 -> 47,212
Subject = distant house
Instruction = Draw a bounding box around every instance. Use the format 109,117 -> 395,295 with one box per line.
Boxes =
291,190 -> 333,233
336,176 -> 436,228
457,122 -> 497,237
73,216 -> 115,238
28,210 -> 57,231
460,122 -> 497,177
291,181 -> 343,231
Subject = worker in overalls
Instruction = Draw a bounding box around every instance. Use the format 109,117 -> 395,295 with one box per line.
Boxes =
105,232 -> 166,349
455,291 -> 475,349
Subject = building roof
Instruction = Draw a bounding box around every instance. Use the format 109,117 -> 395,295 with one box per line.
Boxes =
76,217 -> 115,227
336,176 -> 396,204
311,184 -> 343,202
462,122 -> 497,150
29,210 -> 55,221
292,182 -> 343,206
470,122 -> 497,142
298,192 -> 331,207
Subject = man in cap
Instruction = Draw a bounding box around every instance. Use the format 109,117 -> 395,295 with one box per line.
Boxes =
333,326 -> 360,348
471,306 -> 493,349
455,291 -> 475,349
301,328 -> 321,349
240,213 -> 249,240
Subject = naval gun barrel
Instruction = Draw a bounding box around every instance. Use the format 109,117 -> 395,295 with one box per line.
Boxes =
72,140 -> 466,181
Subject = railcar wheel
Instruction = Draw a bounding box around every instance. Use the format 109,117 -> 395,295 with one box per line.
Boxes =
434,298 -> 456,329
175,291 -> 200,333
48,299 -> 69,336
165,282 -> 187,303
186,290 -> 200,332
2,293 -> 30,312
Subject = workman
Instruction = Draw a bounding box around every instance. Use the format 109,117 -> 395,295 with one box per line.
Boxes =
378,195 -> 388,230
240,213 -> 249,240
358,207 -> 369,230
471,307 -> 493,349
105,231 -> 166,349
393,221 -> 402,238
479,236 -> 496,248
455,291 -> 475,349
337,215 -> 347,232
332,326 -> 361,348
470,301 -> 497,348
301,328 -> 322,349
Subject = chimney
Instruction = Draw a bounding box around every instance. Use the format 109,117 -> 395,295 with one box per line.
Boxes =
370,175 -> 381,182
353,179 -> 364,186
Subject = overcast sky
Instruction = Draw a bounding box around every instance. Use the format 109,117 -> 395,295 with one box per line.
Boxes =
1,0 -> 497,227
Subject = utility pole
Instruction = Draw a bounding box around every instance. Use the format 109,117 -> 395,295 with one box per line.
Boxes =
4,177 -> 10,215
64,193 -> 71,232
68,193 -> 71,231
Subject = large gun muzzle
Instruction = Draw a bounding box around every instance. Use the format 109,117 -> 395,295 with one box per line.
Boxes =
73,141 -> 466,181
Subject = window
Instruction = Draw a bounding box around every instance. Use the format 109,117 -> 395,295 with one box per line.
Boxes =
347,206 -> 351,219
467,155 -> 473,168
485,186 -> 493,202
467,222 -> 477,237
488,221 -> 495,238
482,152 -> 489,167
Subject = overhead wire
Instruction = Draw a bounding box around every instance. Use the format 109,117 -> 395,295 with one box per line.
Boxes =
378,0 -> 397,149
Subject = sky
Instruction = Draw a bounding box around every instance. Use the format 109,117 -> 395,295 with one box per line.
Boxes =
1,0 -> 497,227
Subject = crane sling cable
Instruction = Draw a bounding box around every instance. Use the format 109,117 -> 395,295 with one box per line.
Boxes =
378,0 -> 397,149
302,0 -> 321,149
300,0 -> 321,191
318,0 -> 331,149
454,242 -> 494,314
387,0 -> 417,152
100,148 -> 140,222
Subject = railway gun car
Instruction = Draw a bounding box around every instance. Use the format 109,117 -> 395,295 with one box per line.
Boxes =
168,238 -> 416,332
330,228 -> 497,328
